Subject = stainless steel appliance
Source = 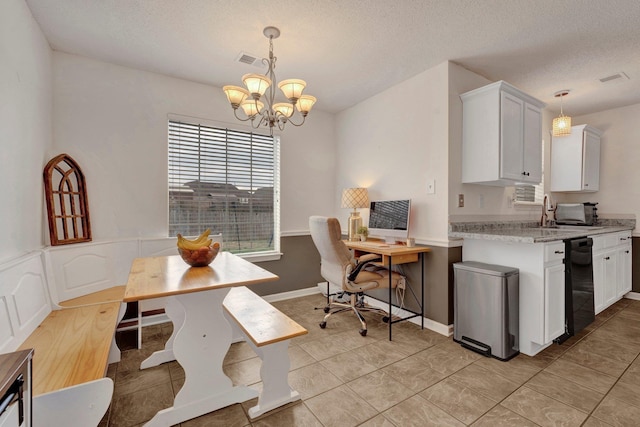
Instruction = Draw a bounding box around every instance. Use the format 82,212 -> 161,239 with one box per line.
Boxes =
555,237 -> 595,344
0,349 -> 32,427
555,202 -> 598,225
453,261 -> 519,361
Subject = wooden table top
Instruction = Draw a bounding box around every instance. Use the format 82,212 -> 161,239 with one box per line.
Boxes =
343,240 -> 431,256
123,252 -> 279,302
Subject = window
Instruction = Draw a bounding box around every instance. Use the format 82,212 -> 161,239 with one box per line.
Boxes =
168,119 -> 280,255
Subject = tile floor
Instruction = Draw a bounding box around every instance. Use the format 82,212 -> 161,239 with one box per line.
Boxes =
101,295 -> 640,426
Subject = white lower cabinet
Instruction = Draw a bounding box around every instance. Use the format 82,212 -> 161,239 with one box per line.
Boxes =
462,239 -> 565,356
617,241 -> 632,298
591,231 -> 632,314
544,262 -> 566,343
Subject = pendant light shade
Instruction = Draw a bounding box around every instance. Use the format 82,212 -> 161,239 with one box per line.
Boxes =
552,90 -> 572,136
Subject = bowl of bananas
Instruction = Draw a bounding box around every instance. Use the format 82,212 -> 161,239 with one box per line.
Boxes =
177,229 -> 221,267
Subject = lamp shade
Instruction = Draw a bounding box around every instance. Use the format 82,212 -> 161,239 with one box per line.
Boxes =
273,102 -> 294,118
552,114 -> 572,136
240,100 -> 264,117
296,95 -> 317,115
341,188 -> 369,209
278,79 -> 306,102
242,73 -> 272,97
223,85 -> 249,107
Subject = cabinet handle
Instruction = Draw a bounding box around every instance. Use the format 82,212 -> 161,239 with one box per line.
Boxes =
554,250 -> 564,254
626,250 -> 630,254
620,237 -> 628,241
521,171 -> 530,176
585,183 -> 589,187
605,256 -> 611,260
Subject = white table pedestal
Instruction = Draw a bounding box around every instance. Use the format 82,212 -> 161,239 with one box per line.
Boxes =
143,288 -> 258,427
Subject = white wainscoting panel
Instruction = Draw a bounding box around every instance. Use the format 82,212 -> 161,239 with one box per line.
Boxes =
44,240 -> 139,304
0,252 -> 51,353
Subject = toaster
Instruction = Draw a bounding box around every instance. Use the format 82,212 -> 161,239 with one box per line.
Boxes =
555,203 -> 598,225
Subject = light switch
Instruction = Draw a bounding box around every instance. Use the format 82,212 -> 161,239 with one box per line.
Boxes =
426,179 -> 435,194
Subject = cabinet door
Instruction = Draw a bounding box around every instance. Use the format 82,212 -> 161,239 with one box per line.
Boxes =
544,263 -> 565,343
602,249 -> 618,308
522,103 -> 542,183
582,131 -> 600,191
500,91 -> 525,181
617,243 -> 632,297
593,251 -> 605,313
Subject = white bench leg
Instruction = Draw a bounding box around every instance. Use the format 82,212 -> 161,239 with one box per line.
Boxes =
242,340 -> 300,419
140,297 -> 184,369
32,378 -> 113,427
108,302 -> 127,364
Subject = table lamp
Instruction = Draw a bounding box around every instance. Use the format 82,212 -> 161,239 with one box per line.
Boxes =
341,187 -> 369,241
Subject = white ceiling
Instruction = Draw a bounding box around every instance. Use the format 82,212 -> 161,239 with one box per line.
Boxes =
25,0 -> 640,116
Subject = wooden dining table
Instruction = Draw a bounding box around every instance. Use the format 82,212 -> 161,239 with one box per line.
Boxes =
123,252 -> 278,427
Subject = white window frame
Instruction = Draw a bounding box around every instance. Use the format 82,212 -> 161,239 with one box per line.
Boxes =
168,115 -> 281,261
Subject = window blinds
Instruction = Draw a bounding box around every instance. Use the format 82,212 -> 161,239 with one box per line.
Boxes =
168,120 -> 279,254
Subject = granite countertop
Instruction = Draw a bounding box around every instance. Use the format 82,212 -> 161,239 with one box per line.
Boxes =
449,219 -> 635,244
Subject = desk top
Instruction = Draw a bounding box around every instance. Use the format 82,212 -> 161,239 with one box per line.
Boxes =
344,240 -> 431,256
123,252 -> 279,302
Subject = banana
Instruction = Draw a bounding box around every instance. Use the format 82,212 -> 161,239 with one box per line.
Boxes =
177,233 -> 213,251
191,229 -> 211,245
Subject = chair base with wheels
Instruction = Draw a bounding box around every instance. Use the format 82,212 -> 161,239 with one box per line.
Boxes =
319,283 -> 391,336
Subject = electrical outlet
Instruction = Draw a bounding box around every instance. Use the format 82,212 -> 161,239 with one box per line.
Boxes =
458,194 -> 464,207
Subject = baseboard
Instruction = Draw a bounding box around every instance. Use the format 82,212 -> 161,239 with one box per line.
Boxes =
261,286 -> 321,303
363,296 -> 452,337
624,291 -> 640,301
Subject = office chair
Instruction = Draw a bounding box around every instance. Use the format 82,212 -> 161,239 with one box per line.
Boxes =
309,216 -> 406,336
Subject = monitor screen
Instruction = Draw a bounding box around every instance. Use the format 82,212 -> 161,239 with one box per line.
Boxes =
368,199 -> 411,243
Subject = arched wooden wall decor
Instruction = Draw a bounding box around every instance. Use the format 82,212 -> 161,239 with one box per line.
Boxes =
43,154 -> 92,245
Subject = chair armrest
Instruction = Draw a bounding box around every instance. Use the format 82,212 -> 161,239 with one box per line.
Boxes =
347,254 -> 382,282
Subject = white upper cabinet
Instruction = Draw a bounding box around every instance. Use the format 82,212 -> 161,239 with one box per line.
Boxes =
461,81 -> 545,186
550,124 -> 602,192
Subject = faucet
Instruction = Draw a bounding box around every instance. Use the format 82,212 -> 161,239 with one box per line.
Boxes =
540,194 -> 555,227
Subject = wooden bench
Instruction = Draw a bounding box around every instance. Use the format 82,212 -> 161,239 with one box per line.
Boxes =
58,285 -> 127,365
15,288 -> 124,427
223,286 -> 307,419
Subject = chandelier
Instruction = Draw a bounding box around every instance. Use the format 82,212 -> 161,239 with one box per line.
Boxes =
223,26 -> 316,135
552,90 -> 572,136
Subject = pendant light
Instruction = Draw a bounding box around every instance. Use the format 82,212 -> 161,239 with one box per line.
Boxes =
552,90 -> 571,136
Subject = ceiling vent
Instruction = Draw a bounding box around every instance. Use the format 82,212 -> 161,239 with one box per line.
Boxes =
235,52 -> 266,69
599,72 -> 630,84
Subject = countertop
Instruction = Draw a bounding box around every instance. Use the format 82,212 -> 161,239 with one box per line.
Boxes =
449,224 -> 634,244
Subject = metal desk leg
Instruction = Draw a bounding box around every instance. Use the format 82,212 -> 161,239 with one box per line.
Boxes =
421,252 -> 425,329
388,255 -> 393,341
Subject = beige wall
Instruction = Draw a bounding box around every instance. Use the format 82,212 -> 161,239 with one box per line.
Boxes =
335,61 -> 451,244
52,52 -> 336,239
0,0 -> 52,263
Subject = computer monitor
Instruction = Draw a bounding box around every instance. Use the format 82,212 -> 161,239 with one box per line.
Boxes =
368,199 -> 411,244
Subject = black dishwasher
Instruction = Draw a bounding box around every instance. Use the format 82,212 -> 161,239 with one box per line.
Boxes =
556,237 -> 595,343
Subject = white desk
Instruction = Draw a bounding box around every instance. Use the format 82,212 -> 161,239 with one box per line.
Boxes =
123,253 -> 278,427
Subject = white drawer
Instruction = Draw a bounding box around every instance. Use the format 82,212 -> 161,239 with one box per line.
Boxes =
593,231 -> 632,250
544,242 -> 565,263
